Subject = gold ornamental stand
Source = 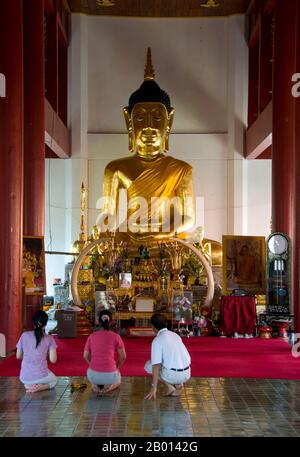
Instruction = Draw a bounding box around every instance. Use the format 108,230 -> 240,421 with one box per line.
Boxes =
71,237 -> 214,330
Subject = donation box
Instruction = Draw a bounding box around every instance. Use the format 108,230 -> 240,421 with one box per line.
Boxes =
57,310 -> 77,338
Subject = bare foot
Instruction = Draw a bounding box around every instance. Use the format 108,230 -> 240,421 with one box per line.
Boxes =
25,384 -> 39,393
25,384 -> 49,393
164,388 -> 176,396
163,382 -> 177,396
163,382 -> 184,397
100,382 -> 121,394
92,384 -> 101,394
170,389 -> 182,397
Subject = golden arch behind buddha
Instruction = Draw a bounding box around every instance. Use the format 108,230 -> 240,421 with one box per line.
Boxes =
96,48 -> 195,242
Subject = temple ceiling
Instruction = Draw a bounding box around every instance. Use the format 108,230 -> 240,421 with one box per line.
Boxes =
67,0 -> 251,18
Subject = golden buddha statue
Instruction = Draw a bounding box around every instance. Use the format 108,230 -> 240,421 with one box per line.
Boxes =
97,48 -> 195,243
71,50 -> 216,310
23,268 -> 37,289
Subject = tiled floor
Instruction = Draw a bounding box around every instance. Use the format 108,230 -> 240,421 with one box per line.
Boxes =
0,376 -> 300,437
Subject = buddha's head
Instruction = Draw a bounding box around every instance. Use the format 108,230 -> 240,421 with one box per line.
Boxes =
124,48 -> 174,158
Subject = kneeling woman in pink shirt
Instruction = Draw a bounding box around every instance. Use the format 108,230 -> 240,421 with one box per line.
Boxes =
83,309 -> 126,394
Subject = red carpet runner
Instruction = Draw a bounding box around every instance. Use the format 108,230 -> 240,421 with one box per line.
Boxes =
1,336 -> 300,379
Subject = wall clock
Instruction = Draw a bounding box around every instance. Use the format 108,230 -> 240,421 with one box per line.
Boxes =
266,232 -> 290,315
268,233 -> 288,255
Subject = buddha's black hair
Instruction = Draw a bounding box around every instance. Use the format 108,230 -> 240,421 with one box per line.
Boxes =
128,80 -> 172,114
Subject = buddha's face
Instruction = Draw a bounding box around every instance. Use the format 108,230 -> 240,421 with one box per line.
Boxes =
124,102 -> 174,158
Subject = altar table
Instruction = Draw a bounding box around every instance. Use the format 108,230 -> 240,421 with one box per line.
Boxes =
219,295 -> 256,336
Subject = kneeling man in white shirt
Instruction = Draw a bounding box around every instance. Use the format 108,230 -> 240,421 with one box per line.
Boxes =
144,313 -> 191,400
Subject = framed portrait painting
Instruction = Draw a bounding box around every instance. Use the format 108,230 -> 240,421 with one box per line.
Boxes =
22,236 -> 46,295
119,272 -> 132,289
222,235 -> 266,295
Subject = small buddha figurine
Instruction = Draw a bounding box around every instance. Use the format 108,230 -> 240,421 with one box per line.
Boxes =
97,48 -> 195,242
193,226 -> 212,265
23,267 -> 36,289
87,225 -> 103,255
181,225 -> 223,268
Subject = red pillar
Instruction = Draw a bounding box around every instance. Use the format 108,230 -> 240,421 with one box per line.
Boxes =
0,1 -> 24,351
294,2 -> 300,334
23,0 -> 46,327
272,0 -> 300,331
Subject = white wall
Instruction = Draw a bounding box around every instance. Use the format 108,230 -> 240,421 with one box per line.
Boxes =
87,17 -> 228,134
45,159 -> 66,295
246,160 -> 272,237
44,13 -> 272,283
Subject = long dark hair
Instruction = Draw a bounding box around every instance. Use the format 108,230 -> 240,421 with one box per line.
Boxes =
33,310 -> 48,348
98,309 -> 112,331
